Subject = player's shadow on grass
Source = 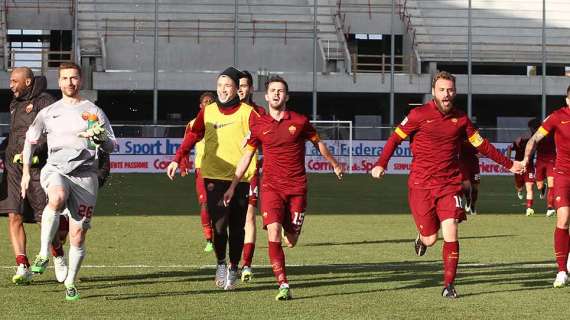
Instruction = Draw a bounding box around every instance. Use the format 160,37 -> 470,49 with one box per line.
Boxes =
77,269 -> 216,290
303,234 -> 514,247
80,259 -> 556,301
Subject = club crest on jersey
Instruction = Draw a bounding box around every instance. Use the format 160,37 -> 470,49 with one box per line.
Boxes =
451,118 -> 458,123
288,125 -> 297,135
81,112 -> 90,120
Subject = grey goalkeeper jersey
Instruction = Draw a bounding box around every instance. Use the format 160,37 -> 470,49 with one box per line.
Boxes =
25,99 -> 116,174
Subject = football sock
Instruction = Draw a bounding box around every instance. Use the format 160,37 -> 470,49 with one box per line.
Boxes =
200,207 -> 213,241
268,241 -> 288,286
242,243 -> 255,267
547,187 -> 555,209
16,254 -> 29,268
526,199 -> 533,208
39,207 -> 60,258
443,241 -> 460,287
471,187 -> 478,209
64,245 -> 85,287
554,228 -> 569,272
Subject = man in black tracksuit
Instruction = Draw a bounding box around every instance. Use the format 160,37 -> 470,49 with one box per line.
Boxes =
0,68 -> 56,284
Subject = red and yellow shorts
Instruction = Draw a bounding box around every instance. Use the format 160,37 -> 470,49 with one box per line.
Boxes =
535,158 -> 554,181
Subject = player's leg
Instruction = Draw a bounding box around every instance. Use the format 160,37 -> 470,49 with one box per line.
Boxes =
225,182 -> 249,290
51,210 -> 70,283
195,169 -> 213,252
461,180 -> 472,213
8,212 -> 32,285
241,174 -> 259,281
31,174 -> 67,274
282,194 -> 307,249
437,188 -> 466,299
525,181 -> 535,216
514,174 -> 524,200
205,179 -> 230,288
553,206 -> 569,287
409,188 -> 439,256
546,175 -> 556,217
262,189 -> 292,300
535,163 -> 546,199
62,171 -> 98,301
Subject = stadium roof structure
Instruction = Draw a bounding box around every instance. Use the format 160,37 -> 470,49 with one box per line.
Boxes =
403,0 -> 570,64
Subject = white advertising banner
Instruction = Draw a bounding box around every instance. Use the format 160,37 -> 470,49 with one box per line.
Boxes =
0,138 -> 514,175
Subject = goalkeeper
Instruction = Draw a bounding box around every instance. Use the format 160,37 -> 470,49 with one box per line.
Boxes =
20,62 -> 116,301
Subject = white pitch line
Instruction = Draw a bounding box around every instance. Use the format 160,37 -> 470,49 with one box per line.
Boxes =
0,262 -> 557,269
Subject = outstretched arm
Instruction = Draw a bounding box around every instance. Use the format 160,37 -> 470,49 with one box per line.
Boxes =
371,132 -> 403,179
314,141 -> 343,179
223,148 -> 256,206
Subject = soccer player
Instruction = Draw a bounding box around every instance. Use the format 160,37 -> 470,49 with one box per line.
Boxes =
371,71 -> 523,298
0,68 -> 62,285
166,67 -> 258,290
458,140 -> 480,215
179,91 -> 215,253
506,120 -> 538,216
223,75 -> 343,300
523,85 -> 570,288
236,70 -> 266,282
21,62 -> 116,301
535,125 -> 557,217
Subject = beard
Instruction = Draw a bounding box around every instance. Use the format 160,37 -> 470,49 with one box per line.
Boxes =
62,86 -> 79,98
434,97 -> 453,114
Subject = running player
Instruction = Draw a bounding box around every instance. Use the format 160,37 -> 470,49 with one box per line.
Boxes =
506,119 -> 538,216
179,92 -> 215,252
371,71 -> 523,298
21,62 -> 116,301
167,67 -> 258,290
535,122 -> 557,217
236,70 -> 266,282
223,75 -> 343,300
523,85 -> 570,288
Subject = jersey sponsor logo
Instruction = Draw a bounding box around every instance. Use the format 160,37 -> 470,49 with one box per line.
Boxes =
401,117 -> 408,125
52,114 -> 61,119
213,122 -> 234,129
288,125 -> 297,135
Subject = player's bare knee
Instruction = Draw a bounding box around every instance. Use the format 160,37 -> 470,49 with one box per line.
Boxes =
422,235 -> 437,247
8,213 -> 23,225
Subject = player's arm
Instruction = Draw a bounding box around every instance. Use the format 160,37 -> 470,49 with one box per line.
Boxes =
313,140 -> 343,180
179,120 -> 194,177
523,128 -> 547,168
372,110 -> 420,179
223,146 -> 256,206
21,110 -> 46,198
465,119 -> 522,174
167,110 -> 206,180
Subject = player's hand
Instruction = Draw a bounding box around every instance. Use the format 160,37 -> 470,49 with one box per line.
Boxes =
20,172 -> 30,199
166,161 -> 179,180
180,168 -> 189,177
371,166 -> 385,179
78,122 -> 105,139
223,187 -> 235,207
333,164 -> 343,180
510,161 -> 525,174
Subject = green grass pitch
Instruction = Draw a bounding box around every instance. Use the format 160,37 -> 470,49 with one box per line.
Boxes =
0,174 -> 566,319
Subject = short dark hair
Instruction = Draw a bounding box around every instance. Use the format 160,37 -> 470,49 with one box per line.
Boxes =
199,91 -> 215,103
59,62 -> 81,77
265,75 -> 289,93
431,71 -> 455,89
239,70 -> 254,87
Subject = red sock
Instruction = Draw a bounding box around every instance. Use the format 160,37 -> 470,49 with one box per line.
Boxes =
268,241 -> 288,286
443,241 -> 460,286
242,242 -> 255,268
554,228 -> 569,272
547,187 -> 555,208
16,255 -> 29,267
50,243 -> 64,257
200,207 -> 212,241
526,199 -> 533,208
